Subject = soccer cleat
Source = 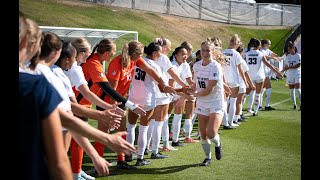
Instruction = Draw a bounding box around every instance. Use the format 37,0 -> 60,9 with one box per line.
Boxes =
240,114 -> 249,119
259,106 -> 263,110
144,149 -> 149,155
199,158 -> 212,166
293,105 -> 297,110
151,152 -> 169,159
230,122 -> 239,127
253,113 -> 257,116
135,158 -> 151,166
125,154 -> 133,162
116,161 -> 137,170
184,137 -> 199,143
233,121 -> 241,125
265,106 -> 276,110
223,125 -> 236,130
238,118 -> 248,122
172,140 -> 186,147
215,144 -> 223,160
246,108 -> 254,114
81,170 -> 95,180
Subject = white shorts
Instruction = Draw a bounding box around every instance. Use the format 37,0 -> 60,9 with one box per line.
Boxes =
194,101 -> 224,116
264,67 -> 272,77
239,87 -> 246,94
252,78 -> 264,84
227,81 -> 239,88
141,104 -> 156,112
156,96 -> 173,106
286,76 -> 301,85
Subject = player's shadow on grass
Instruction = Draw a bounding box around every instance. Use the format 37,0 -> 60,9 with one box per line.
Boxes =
109,163 -> 200,175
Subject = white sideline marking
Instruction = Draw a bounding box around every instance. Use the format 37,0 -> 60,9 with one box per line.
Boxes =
270,98 -> 291,106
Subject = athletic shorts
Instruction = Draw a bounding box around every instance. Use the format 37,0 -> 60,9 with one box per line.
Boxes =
156,96 -> 173,106
239,87 -> 246,94
226,82 -> 239,88
141,104 -> 156,112
252,78 -> 264,84
194,101 -> 224,116
286,76 -> 301,85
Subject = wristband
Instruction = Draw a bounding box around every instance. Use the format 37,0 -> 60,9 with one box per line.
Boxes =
125,100 -> 138,111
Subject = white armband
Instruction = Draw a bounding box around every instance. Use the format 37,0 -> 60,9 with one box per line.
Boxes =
125,100 -> 138,111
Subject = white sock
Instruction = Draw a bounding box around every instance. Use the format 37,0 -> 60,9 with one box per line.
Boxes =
265,88 -> 272,107
260,88 -> 266,107
73,173 -> 81,179
228,97 -> 237,125
152,121 -> 164,155
295,88 -> 301,104
248,90 -> 256,110
161,114 -> 169,147
290,89 -> 296,106
210,133 -> 221,147
191,113 -> 197,125
233,114 -> 240,123
172,114 -> 183,142
126,123 -> 136,147
184,119 -> 192,138
146,119 -> 155,150
253,93 -> 261,114
222,100 -> 229,126
201,139 -> 212,159
137,125 -> 148,159
243,93 -> 249,105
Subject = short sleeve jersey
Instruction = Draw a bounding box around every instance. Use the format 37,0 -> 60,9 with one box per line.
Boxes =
79,53 -> 108,107
193,60 -> 224,105
169,59 -> 192,89
245,49 -> 265,81
52,65 -> 75,98
222,48 -> 242,84
128,57 -> 160,107
35,64 -> 71,111
154,54 -> 172,99
64,61 -> 88,91
285,53 -> 301,76
104,55 -> 144,103
19,72 -> 62,180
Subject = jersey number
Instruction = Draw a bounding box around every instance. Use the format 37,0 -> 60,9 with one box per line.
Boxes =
248,57 -> 257,65
198,81 -> 206,88
135,68 -> 146,81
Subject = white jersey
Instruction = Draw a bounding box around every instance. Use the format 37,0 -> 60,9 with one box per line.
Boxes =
239,58 -> 249,88
222,48 -> 242,85
64,61 -> 88,90
154,54 -> 172,99
260,48 -> 274,75
35,64 -> 71,111
285,53 -> 301,77
245,49 -> 265,81
51,65 -> 75,98
168,59 -> 192,89
193,60 -> 224,106
128,57 -> 161,107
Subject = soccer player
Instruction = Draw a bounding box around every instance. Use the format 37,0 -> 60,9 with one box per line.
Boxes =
188,39 -> 224,166
245,39 -> 283,116
281,41 -> 301,110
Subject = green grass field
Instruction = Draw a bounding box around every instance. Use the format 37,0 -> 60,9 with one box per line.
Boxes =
84,78 -> 301,179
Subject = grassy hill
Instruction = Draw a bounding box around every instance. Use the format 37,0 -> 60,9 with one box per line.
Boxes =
20,0 -> 292,55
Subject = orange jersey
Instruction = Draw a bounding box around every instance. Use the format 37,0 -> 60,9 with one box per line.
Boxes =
75,53 -> 108,108
104,55 -> 144,103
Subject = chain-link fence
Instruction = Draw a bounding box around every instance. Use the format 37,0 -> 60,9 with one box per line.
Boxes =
89,0 -> 300,26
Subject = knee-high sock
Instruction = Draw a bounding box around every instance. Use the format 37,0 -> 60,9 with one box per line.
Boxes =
137,125 -> 149,160
152,121 -> 164,155
265,88 -> 272,107
228,97 -> 237,125
260,88 -> 266,107
248,90 -> 256,110
243,93 -> 249,105
94,141 -> 105,157
172,114 -> 183,142
201,139 -> 211,159
209,133 -> 221,147
117,134 -> 126,161
191,113 -> 197,125
290,89 -> 296,106
146,119 -> 155,150
253,93 -> 262,114
70,138 -> 83,173
184,119 -> 192,138
126,123 -> 137,147
222,100 -> 229,126
295,88 -> 301,104
161,114 -> 169,147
